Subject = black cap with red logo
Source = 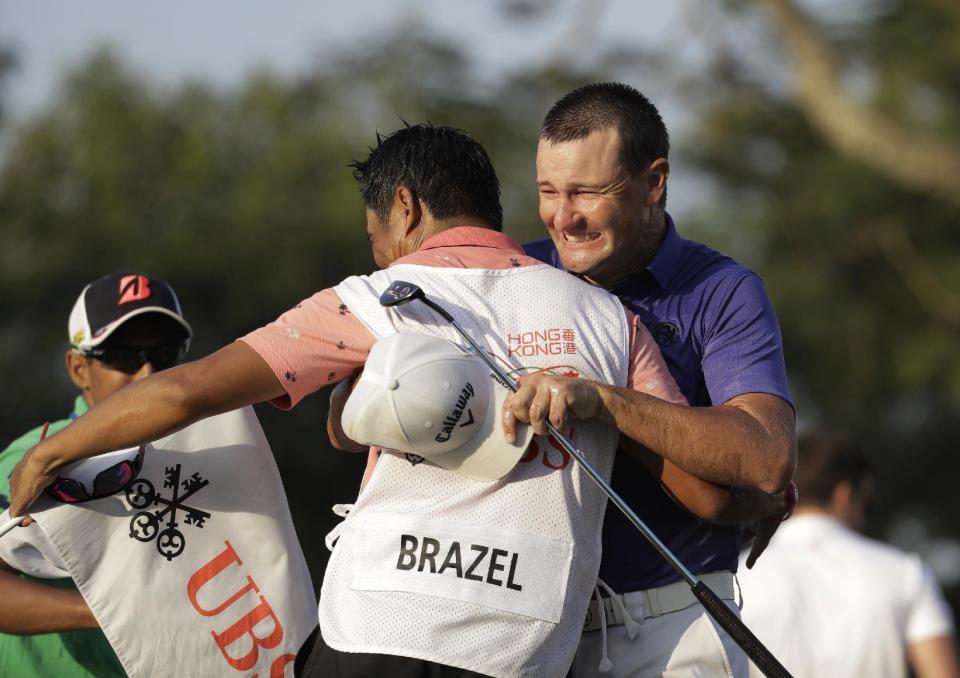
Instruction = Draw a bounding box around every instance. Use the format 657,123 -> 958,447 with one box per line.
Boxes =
68,272 -> 193,351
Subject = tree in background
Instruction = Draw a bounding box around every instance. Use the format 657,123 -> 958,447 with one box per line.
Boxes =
0,36 -> 612,582
0,46 -> 15,129
676,0 -> 960,605
0,2 -> 956,605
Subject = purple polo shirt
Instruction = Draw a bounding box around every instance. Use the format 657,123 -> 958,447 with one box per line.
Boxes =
524,214 -> 792,591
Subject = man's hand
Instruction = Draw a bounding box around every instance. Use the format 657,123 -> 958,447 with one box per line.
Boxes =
744,480 -> 799,568
327,371 -> 367,453
8,446 -> 56,519
501,373 -> 605,442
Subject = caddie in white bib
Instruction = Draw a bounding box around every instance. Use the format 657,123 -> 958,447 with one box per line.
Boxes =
321,263 -> 631,677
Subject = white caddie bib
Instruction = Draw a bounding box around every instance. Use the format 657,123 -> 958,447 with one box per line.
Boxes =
325,262 -> 631,677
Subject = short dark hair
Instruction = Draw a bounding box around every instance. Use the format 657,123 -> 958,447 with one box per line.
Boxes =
795,431 -> 873,507
351,123 -> 503,231
540,82 -> 669,176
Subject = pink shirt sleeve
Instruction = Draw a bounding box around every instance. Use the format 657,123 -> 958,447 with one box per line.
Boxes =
239,288 -> 376,409
625,309 -> 688,405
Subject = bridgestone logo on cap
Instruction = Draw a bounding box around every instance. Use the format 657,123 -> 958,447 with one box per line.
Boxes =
435,383 -> 475,443
118,275 -> 153,305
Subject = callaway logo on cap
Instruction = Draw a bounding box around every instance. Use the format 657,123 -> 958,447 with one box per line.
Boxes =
69,272 -> 193,352
341,333 -> 534,481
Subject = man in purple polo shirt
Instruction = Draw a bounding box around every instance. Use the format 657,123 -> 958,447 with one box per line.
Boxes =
504,82 -> 797,676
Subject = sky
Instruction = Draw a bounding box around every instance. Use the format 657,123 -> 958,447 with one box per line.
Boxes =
0,0 -> 686,116
0,1 -> 708,218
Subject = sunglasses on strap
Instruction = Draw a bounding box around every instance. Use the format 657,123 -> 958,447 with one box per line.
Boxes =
45,447 -> 146,504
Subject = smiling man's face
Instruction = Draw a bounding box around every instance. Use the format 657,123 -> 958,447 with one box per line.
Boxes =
536,127 -> 664,287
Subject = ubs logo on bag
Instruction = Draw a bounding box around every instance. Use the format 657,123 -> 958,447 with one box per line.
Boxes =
125,469 -> 300,675
126,464 -> 211,561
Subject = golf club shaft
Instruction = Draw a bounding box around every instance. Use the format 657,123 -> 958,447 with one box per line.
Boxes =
0,516 -> 24,538
449,320 -> 697,583
446,318 -> 792,678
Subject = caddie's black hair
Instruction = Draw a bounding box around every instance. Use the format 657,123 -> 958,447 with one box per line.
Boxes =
794,432 -> 874,507
541,82 -> 670,176
351,123 -> 503,231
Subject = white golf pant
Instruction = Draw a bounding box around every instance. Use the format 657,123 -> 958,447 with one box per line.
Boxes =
570,585 -> 749,677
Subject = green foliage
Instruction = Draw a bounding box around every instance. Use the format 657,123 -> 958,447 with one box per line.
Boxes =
0,48 -> 385,576
681,1 -> 960,543
2,3 -> 955,591
0,36 -> 615,579
0,46 -> 14,128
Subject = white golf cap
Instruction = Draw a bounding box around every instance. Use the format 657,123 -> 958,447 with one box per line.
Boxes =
341,333 -> 534,481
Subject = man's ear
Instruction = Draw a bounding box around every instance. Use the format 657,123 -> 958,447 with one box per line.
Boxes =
830,480 -> 853,518
645,158 -> 669,207
65,350 -> 91,392
395,185 -> 423,237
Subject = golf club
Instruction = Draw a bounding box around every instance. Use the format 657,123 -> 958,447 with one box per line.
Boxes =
379,280 -> 792,678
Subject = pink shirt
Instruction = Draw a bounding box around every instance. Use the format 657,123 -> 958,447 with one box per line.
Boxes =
241,227 -> 686,409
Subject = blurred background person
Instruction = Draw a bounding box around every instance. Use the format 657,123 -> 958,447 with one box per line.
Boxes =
0,271 -> 192,678
738,431 -> 960,678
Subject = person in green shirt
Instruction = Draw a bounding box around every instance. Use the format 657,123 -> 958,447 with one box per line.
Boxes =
0,271 -> 192,678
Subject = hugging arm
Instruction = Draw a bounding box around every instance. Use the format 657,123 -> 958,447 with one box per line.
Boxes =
622,436 -> 794,525
504,374 -> 795,495
9,341 -> 285,518
0,557 -> 98,634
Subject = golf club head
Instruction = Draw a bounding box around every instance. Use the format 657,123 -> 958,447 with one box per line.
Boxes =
379,281 -> 425,308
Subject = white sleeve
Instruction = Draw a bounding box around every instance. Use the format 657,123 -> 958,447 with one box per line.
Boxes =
0,510 -> 70,579
905,554 -> 955,642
